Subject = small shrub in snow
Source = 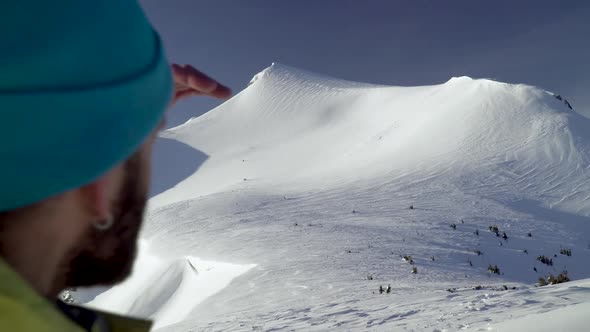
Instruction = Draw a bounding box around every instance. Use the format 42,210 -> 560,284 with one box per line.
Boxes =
554,272 -> 570,283
450,224 -> 457,230
411,266 -> 418,274
402,255 -> 414,265
502,232 -> 508,240
560,248 -> 572,256
487,264 -> 500,275
538,271 -> 570,286
553,95 -> 574,109
430,256 -> 435,261
537,255 -> 553,266
489,225 -> 499,233
473,249 -> 482,256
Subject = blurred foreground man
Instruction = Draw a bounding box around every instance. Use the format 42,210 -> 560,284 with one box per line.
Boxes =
0,1 -> 230,331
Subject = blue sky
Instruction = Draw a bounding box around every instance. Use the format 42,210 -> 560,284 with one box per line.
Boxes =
140,0 -> 590,126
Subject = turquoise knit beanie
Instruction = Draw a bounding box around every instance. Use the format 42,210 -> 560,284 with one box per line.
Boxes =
0,1 -> 173,211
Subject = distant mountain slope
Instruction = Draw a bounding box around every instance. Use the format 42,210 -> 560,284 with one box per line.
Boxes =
83,64 -> 590,331
156,63 -> 590,215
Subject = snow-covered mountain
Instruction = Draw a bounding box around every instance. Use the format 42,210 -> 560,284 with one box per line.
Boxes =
77,64 -> 590,331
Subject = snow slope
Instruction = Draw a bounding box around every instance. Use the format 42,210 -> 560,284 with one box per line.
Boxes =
76,241 -> 255,330
79,64 -> 590,331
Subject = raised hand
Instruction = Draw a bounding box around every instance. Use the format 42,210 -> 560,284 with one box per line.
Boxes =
170,64 -> 232,105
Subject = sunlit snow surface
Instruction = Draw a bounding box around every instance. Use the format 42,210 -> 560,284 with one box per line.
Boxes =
78,64 -> 590,331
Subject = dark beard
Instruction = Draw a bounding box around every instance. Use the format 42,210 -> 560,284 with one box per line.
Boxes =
65,152 -> 148,287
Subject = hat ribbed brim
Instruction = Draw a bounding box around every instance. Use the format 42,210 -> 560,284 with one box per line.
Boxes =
0,32 -> 172,211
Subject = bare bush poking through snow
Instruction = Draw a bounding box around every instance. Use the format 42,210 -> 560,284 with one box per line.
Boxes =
402,255 -> 414,265
488,264 -> 500,275
538,271 -> 571,286
537,255 -> 554,266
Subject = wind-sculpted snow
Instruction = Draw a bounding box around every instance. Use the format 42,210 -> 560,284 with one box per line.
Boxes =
76,241 -> 255,330
81,64 -> 590,331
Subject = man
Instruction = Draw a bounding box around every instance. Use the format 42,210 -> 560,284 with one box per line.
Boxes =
0,1 -> 230,331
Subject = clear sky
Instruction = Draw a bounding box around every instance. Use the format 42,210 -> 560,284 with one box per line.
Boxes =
140,0 -> 590,126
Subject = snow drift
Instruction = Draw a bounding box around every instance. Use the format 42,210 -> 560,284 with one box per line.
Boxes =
76,241 -> 255,329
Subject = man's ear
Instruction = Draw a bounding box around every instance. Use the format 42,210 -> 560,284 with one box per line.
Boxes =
79,167 -> 123,220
